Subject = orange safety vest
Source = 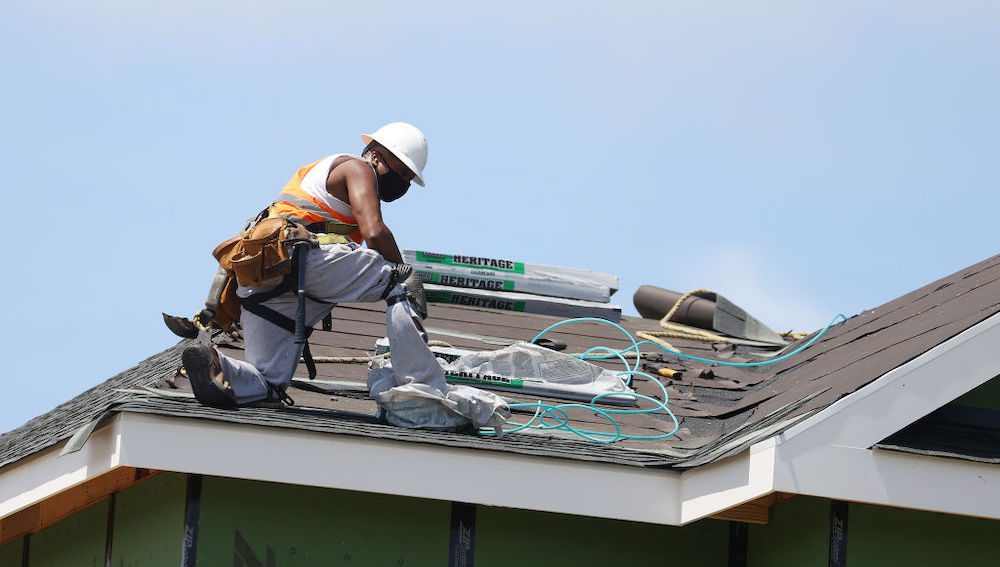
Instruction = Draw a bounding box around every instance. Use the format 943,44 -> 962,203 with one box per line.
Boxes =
269,160 -> 364,244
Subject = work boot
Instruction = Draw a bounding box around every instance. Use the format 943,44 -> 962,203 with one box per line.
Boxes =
182,344 -> 237,409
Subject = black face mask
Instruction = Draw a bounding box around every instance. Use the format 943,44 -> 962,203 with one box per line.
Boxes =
376,168 -> 410,202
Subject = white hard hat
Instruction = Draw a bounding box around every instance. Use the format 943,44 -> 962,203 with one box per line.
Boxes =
361,122 -> 428,187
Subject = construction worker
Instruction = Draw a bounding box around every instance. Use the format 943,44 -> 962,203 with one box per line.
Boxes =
182,122 -> 451,409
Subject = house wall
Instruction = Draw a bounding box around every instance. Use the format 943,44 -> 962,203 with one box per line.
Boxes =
748,496 -> 829,567
475,505 -> 727,566
7,470 -> 1000,566
195,475 -> 453,565
110,470 -> 186,566
0,472 -> 186,567
847,502 -> 1000,565
28,497 -> 106,567
195,475 -> 728,567
0,537 -> 20,567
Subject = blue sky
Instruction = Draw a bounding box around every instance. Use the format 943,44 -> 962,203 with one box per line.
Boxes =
2,1 -> 998,433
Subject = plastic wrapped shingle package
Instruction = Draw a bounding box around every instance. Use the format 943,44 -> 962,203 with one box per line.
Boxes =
423,284 -> 622,322
404,249 -> 619,303
368,341 -> 635,430
441,342 -> 633,401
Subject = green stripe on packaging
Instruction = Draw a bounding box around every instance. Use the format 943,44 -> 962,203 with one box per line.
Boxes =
415,251 -> 526,274
445,373 -> 524,388
426,290 -> 527,312
416,270 -> 516,292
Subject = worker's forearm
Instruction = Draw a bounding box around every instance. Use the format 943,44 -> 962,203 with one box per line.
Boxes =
365,227 -> 403,264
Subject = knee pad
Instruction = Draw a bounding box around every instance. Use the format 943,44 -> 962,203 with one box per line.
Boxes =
385,291 -> 429,344
380,263 -> 413,300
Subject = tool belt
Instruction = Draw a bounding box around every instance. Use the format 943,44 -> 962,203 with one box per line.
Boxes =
200,213 -> 327,380
217,216 -> 314,288
175,203 -> 354,375
303,219 -> 357,237
269,204 -> 359,247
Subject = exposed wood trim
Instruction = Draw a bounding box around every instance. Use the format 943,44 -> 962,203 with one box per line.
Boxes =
0,467 -> 156,545
710,493 -> 795,525
0,417 -> 124,522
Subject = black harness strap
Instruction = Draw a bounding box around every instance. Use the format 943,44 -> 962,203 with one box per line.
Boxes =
239,247 -> 325,382
242,295 -> 318,381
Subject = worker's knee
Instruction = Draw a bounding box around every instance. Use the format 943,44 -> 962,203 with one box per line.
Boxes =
383,283 -> 406,303
380,263 -> 413,300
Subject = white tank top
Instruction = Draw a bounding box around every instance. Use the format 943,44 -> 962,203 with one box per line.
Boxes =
298,153 -> 365,220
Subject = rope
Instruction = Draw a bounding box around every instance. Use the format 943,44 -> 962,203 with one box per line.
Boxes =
308,353 -> 389,364
642,288 -> 815,346
781,330 -> 810,341
662,288 -> 712,323
284,313 -> 844,443
301,340 -> 455,364
546,314 -> 848,369
645,288 -> 733,345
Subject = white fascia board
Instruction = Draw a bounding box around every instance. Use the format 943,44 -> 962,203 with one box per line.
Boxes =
679,442 -> 776,524
115,412 -> 684,525
773,311 -> 1000,451
9,308 -> 999,527
677,313 -> 1000,524
0,417 -> 123,519
772,444 -> 1000,520
752,311 -> 1000,518
0,411 -> 767,527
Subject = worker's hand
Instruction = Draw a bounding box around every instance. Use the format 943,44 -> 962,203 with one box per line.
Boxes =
404,272 -> 428,320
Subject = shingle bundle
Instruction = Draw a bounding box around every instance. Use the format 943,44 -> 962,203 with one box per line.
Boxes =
404,249 -> 622,322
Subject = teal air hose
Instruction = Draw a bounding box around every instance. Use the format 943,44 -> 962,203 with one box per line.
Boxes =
530,314 -> 848,368
478,313 -> 847,443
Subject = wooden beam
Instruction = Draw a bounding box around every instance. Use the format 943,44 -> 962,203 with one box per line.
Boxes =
0,467 -> 156,545
709,492 -> 795,525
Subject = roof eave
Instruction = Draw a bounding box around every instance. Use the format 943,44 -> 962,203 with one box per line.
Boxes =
0,409 -> 775,527
0,414 -> 123,523
114,411 -> 686,524
759,310 -> 1000,519
5,311 -> 1000,528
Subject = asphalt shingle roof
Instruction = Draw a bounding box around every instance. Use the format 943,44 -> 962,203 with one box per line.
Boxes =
3,253 -> 999,471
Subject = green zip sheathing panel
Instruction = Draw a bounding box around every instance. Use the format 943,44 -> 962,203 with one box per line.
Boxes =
111,472 -> 186,566
0,537 -> 21,567
748,496 -> 828,567
847,502 -> 1000,566
29,497 -> 107,567
196,476 -> 450,566
474,506 -> 727,567
953,374 -> 1000,410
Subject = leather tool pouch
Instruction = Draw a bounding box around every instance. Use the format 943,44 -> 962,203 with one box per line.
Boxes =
205,216 -> 315,331
213,276 -> 242,332
225,217 -> 304,288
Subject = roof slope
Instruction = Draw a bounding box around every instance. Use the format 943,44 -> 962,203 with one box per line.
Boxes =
876,404 -> 1000,464
3,253 -> 999,472
0,344 -> 181,469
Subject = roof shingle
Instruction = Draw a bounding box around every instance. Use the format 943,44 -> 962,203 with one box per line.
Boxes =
4,253 -> 999,471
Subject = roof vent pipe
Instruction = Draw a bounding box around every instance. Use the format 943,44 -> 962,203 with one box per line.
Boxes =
633,285 -> 716,330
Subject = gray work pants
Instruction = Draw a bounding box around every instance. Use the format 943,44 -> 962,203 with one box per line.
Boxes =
217,243 -> 446,405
